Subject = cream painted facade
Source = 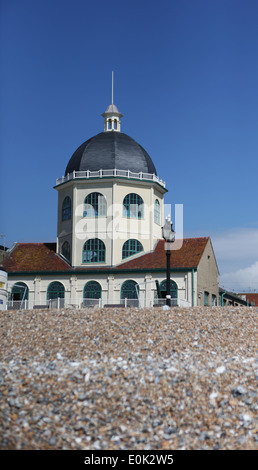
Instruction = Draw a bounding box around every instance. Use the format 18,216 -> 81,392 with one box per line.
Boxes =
56,177 -> 166,268
6,269 -> 198,309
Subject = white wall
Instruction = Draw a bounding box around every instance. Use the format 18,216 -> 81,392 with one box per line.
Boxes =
0,270 -> 8,310
6,270 -> 193,309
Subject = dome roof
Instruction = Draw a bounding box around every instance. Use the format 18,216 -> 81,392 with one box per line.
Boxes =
65,131 -> 157,176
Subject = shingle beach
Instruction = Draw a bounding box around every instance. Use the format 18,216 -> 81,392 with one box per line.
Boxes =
0,307 -> 257,450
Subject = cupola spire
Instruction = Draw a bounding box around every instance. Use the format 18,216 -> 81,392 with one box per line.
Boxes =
102,71 -> 123,132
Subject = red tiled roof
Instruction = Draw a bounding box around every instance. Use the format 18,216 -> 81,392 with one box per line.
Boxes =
1,243 -> 70,273
116,238 -> 209,270
1,238 -> 210,274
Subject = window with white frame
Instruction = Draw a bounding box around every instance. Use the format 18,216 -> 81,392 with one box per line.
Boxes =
84,192 -> 106,217
122,239 -> 143,259
123,193 -> 144,219
82,239 -> 105,263
62,196 -> 71,221
154,199 -> 160,224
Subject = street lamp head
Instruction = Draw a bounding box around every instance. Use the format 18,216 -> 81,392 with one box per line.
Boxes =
162,216 -> 175,242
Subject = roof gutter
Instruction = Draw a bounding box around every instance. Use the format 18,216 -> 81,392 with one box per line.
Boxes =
7,267 -> 198,276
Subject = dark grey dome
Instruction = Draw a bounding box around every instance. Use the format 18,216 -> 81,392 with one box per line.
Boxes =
65,132 -> 157,176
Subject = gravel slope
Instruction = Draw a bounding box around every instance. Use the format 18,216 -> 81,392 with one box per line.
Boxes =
0,306 -> 257,450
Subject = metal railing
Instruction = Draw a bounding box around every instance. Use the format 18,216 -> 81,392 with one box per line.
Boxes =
6,297 -> 191,311
56,168 -> 166,188
7,300 -> 31,310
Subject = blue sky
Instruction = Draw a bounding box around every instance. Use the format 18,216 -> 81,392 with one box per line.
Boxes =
1,0 -> 258,292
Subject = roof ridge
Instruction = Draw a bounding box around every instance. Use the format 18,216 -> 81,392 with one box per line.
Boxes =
181,236 -> 210,240
10,242 -> 57,247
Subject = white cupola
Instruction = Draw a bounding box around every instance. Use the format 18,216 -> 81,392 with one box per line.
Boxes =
102,103 -> 123,132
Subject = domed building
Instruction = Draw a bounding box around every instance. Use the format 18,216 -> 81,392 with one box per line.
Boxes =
1,96 -> 219,309
55,102 -> 166,269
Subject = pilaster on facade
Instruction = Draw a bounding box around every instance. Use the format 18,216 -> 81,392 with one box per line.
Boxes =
69,276 -> 77,302
33,276 -> 41,305
107,275 -> 115,304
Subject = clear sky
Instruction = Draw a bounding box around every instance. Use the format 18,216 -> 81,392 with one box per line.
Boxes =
1,0 -> 258,292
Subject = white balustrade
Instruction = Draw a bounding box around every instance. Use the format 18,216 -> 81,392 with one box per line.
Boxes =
56,168 -> 166,188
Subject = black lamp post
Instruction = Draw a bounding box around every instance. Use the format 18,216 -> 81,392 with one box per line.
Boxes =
162,215 -> 175,306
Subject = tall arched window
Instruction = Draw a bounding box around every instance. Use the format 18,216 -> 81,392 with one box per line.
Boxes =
61,241 -> 70,262
62,196 -> 71,221
84,281 -> 102,299
123,193 -> 144,219
9,282 -> 29,309
122,239 -> 143,259
159,280 -> 178,299
154,199 -> 160,224
11,282 -> 29,301
82,239 -> 105,263
84,192 -> 106,217
47,281 -> 65,300
121,280 -> 139,307
121,280 -> 139,299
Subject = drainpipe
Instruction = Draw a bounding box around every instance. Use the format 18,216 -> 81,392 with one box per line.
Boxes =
221,291 -> 226,306
192,269 -> 194,307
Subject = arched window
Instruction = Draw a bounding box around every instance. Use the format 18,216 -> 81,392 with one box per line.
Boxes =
62,196 -> 71,221
108,119 -> 112,129
159,280 -> 178,299
122,239 -> 143,259
61,241 -> 70,262
82,239 -> 105,263
84,281 -> 102,299
11,282 -> 29,301
123,193 -> 144,219
121,280 -> 139,299
47,281 -> 65,300
84,192 -> 106,217
154,199 -> 160,224
121,280 -> 139,307
114,119 -> 117,130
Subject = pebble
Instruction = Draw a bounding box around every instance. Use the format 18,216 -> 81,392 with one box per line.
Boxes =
0,306 -> 257,450
232,385 -> 247,396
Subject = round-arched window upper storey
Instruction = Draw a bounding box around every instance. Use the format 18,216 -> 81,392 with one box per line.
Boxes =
154,199 -> 160,224
62,196 -> 71,221
60,191 -> 163,228
123,193 -> 144,219
122,239 -> 143,259
61,241 -> 70,262
84,192 -> 106,217
82,238 -> 106,263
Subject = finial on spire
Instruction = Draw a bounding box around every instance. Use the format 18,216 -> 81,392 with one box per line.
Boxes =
112,71 -> 114,105
102,72 -> 123,132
